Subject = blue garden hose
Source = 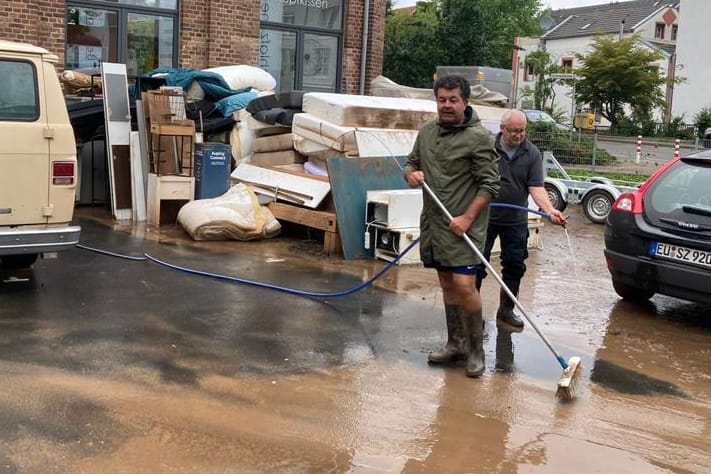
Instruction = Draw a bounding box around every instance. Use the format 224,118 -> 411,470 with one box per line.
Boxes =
77,203 -> 543,299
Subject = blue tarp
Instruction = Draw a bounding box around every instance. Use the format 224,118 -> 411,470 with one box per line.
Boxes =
144,67 -> 251,102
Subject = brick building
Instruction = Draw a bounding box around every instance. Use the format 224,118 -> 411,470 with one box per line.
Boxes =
0,0 -> 385,94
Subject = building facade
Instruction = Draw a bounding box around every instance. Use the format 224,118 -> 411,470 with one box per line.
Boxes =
513,0 -> 680,125
671,1 -> 709,122
0,0 -> 385,94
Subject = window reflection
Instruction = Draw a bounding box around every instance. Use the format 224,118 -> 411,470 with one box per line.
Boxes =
66,7 -> 119,70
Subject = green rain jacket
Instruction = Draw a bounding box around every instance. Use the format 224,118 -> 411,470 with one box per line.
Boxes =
404,107 -> 499,267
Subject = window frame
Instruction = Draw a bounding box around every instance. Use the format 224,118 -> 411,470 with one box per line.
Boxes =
655,22 -> 665,40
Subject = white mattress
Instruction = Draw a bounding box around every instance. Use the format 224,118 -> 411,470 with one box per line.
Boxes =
292,113 -> 418,157
302,93 -> 438,129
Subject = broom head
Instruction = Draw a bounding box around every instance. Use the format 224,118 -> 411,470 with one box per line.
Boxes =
556,356 -> 582,401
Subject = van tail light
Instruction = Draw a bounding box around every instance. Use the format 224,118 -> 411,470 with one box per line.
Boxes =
52,161 -> 75,185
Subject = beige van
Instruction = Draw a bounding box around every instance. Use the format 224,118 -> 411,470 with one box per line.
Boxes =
0,40 -> 80,269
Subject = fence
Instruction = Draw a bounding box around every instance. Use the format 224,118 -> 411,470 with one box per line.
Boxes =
592,122 -> 698,139
526,129 -> 709,173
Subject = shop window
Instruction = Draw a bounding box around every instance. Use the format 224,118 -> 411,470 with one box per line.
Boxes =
303,34 -> 338,92
127,13 -> 175,77
655,23 -> 665,39
66,7 -> 119,69
260,0 -> 343,30
66,5 -> 176,77
260,0 -> 343,92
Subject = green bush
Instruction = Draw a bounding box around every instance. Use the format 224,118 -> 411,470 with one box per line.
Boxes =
694,107 -> 711,138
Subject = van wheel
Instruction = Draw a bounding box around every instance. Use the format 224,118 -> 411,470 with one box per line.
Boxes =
0,254 -> 39,269
582,190 -> 613,224
612,278 -> 654,303
544,183 -> 567,212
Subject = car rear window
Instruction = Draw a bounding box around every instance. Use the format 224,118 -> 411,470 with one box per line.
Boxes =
0,59 -> 39,121
644,160 -> 711,231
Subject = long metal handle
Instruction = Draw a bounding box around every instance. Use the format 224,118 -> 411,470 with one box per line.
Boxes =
421,182 -> 568,369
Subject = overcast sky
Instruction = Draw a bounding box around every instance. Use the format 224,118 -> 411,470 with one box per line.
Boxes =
392,0 -> 612,11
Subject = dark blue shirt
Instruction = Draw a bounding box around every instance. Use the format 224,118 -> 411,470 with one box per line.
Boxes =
491,134 -> 544,225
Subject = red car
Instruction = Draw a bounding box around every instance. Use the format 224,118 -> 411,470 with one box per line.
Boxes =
604,149 -> 711,304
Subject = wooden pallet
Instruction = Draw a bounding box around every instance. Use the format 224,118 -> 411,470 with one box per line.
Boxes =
267,201 -> 341,255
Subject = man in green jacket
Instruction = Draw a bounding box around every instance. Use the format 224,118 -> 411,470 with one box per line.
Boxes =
404,75 -> 500,378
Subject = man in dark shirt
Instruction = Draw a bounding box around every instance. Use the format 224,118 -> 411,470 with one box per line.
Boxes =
476,109 -> 567,330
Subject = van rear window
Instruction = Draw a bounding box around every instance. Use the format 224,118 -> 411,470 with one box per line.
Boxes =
0,60 -> 39,121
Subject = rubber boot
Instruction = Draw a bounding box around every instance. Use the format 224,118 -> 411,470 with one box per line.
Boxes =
463,309 -> 485,378
474,274 -> 487,338
428,305 -> 466,364
495,323 -> 514,372
496,280 -> 524,329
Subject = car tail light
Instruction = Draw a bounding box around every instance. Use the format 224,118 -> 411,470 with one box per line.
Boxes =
52,161 -> 75,185
612,192 -> 643,214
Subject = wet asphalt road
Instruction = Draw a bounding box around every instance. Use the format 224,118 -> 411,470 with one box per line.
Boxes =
0,207 -> 709,473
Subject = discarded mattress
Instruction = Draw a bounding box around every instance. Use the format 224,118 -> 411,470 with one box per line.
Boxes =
370,75 -> 510,107
292,112 -> 419,156
177,184 -> 281,241
302,92 -> 438,129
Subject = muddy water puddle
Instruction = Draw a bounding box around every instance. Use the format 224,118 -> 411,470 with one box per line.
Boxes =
0,207 -> 709,472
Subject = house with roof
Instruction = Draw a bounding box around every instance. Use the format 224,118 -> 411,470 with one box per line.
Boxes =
512,0 -> 680,126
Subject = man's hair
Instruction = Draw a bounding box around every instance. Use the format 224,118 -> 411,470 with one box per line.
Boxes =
501,109 -> 527,126
433,75 -> 471,101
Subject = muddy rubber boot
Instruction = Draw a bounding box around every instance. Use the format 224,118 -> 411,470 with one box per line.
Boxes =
428,305 -> 466,364
463,309 -> 485,378
495,323 -> 514,373
496,281 -> 524,330
474,275 -> 487,338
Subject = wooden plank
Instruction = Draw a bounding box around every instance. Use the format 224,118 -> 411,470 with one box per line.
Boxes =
323,231 -> 341,255
267,202 -> 338,232
327,156 -> 409,260
251,150 -> 305,167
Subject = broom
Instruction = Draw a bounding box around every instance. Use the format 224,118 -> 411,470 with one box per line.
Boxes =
421,182 -> 582,400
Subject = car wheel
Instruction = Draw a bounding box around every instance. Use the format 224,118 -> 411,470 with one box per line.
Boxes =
582,190 -> 613,224
0,254 -> 39,270
612,278 -> 654,302
544,183 -> 567,212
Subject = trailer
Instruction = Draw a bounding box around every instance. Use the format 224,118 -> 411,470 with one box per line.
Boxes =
541,152 -> 640,224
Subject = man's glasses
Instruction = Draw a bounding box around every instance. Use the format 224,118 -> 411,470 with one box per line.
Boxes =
502,125 -> 526,135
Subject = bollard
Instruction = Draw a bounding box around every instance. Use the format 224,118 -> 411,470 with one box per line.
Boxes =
636,135 -> 642,163
674,139 -> 680,159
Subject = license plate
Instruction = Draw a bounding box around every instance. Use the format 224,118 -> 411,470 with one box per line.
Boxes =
650,242 -> 711,269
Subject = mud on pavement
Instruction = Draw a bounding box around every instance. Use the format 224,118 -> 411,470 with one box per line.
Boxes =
0,205 -> 709,473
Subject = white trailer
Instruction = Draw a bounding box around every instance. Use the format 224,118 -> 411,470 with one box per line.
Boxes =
542,152 -> 640,224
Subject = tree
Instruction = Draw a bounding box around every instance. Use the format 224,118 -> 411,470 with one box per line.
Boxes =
524,50 -> 563,111
437,0 -> 544,69
575,35 -> 665,130
383,2 -> 442,88
383,0 -> 544,87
